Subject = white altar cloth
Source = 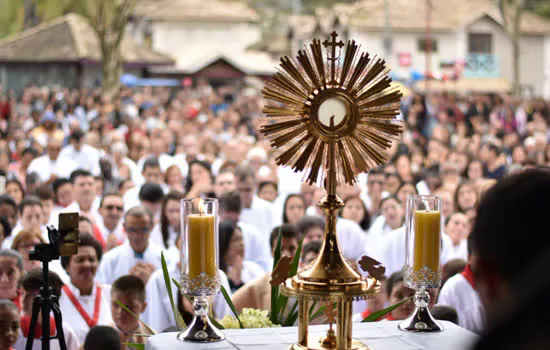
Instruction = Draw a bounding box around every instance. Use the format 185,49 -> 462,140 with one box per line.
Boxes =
146,321 -> 478,350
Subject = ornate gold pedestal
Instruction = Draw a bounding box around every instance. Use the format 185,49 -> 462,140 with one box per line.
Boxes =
260,31 -> 403,350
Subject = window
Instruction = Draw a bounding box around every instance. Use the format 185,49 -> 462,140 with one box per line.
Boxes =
417,38 -> 438,53
468,33 -> 492,54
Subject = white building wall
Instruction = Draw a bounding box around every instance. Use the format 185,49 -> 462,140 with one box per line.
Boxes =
519,35 -> 544,96
544,35 -> 550,99
352,29 -> 459,78
151,21 -> 260,66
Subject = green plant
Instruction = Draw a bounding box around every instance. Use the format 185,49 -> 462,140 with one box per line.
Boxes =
361,296 -> 414,322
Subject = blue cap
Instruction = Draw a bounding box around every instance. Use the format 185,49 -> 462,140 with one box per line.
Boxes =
41,111 -> 56,123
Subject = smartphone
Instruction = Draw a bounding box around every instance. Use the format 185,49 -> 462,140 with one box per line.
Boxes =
58,213 -> 79,257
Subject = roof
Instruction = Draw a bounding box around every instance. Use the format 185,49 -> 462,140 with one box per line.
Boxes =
152,51 -> 277,76
0,13 -> 175,65
333,0 -> 550,34
134,0 -> 258,23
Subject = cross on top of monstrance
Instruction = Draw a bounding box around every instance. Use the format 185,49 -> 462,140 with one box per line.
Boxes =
261,32 -> 403,350
324,31 -> 344,85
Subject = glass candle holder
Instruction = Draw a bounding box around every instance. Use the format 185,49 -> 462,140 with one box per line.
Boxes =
399,195 -> 443,333
178,198 -> 224,342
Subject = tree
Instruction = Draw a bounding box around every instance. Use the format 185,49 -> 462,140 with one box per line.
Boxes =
83,0 -> 136,97
498,0 -> 527,96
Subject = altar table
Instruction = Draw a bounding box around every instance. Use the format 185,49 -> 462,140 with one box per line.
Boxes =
146,321 -> 478,350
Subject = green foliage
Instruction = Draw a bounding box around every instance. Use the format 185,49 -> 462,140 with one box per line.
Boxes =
220,285 -> 244,329
161,252 -> 185,330
270,228 -> 283,324
123,343 -> 145,350
114,300 -> 156,335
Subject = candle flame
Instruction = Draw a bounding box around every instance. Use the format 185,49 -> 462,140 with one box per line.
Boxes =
198,198 -> 205,215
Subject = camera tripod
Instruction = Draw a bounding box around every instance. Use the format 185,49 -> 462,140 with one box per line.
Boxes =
26,226 -> 68,350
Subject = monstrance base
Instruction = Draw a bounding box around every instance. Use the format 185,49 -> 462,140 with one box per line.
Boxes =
398,306 -> 443,333
289,338 -> 370,350
177,315 -> 225,343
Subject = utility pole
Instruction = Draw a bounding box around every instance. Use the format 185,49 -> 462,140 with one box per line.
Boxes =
425,0 -> 433,94
384,0 -> 392,60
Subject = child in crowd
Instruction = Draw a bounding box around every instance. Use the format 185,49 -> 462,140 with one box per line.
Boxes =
83,326 -> 121,350
0,250 -> 23,311
110,275 -> 151,350
0,299 -> 20,350
382,271 -> 415,321
15,269 -> 80,350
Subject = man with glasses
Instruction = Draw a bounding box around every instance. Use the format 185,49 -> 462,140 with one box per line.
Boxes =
97,192 -> 126,250
363,167 -> 387,219
96,206 -> 163,285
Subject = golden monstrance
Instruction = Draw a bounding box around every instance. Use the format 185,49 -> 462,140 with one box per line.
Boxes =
260,32 -> 403,350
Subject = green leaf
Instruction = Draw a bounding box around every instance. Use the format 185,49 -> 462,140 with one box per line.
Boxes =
172,278 -> 182,290
270,229 -> 283,324
161,252 -> 182,330
308,301 -> 318,319
210,316 -> 225,330
124,343 -> 145,350
220,285 -> 243,329
278,236 -> 304,320
282,300 -> 299,327
115,300 -> 156,335
362,296 -> 414,322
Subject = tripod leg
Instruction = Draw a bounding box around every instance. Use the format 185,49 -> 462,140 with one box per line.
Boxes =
51,302 -> 67,350
26,296 -> 42,350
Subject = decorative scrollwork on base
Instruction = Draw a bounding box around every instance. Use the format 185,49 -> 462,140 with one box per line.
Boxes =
404,265 -> 442,289
180,272 -> 221,296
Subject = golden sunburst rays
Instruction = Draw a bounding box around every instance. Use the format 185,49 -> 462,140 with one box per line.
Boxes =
261,31 -> 403,186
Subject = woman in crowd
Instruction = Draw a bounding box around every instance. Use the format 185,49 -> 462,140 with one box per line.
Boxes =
184,160 -> 214,198
218,220 -> 263,292
257,181 -> 278,203
396,182 -> 418,204
282,194 -> 306,225
454,181 -> 478,213
444,212 -> 469,261
341,196 -> 371,231
10,229 -> 44,272
59,234 -> 113,344
6,179 -> 24,205
150,191 -> 184,252
164,165 -> 184,193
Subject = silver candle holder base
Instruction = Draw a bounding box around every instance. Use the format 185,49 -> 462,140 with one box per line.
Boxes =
398,287 -> 443,333
177,296 -> 225,342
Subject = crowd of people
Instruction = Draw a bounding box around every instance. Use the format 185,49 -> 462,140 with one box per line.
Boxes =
0,79 -> 549,350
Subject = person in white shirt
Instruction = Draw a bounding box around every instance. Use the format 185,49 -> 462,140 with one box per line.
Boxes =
123,157 -> 166,210
58,234 -> 112,344
96,193 -> 126,250
234,164 -> 273,238
16,270 -> 80,350
361,167 -> 387,218
150,191 -> 183,250
214,169 -> 237,198
49,178 -> 74,225
3,197 -> 47,249
143,245 -> 232,333
443,212 -> 469,261
219,191 -> 271,272
110,141 -> 142,184
438,237 -> 485,334
219,220 -> 266,293
136,137 -> 175,173
27,136 -> 77,184
62,170 -> 100,224
96,206 -> 164,286
58,130 -> 101,176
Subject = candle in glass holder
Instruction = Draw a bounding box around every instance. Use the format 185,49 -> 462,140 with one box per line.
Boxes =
188,206 -> 217,279
413,210 -> 441,272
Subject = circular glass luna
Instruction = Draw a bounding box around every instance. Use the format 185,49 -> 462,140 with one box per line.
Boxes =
317,97 -> 348,128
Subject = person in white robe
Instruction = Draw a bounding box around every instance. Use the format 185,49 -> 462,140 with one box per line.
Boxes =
96,206 -> 165,285
57,234 -> 113,344
219,190 -> 272,272
438,262 -> 485,333
17,268 -> 81,350
443,212 -> 469,262
58,130 -> 101,176
235,165 -> 274,237
27,137 -> 77,184
123,157 -> 168,211
95,193 -> 126,246
143,260 -> 232,333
